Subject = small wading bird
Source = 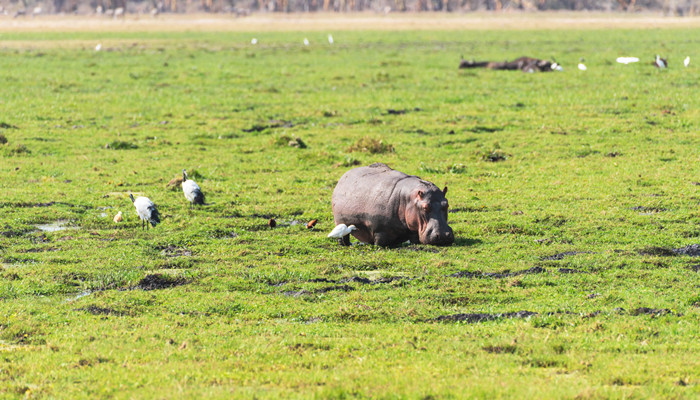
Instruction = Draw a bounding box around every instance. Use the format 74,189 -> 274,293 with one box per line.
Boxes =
328,34 -> 334,45
684,56 -> 690,67
113,211 -> 123,223
654,55 -> 667,69
303,38 -> 310,46
129,193 -> 160,230
182,169 -> 205,208
327,224 -> 357,239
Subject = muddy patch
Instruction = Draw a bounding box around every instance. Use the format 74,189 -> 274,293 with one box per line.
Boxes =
672,244 -> 700,256
76,305 -> 127,317
631,206 -> 667,214
283,284 -> 354,297
242,119 -> 293,133
398,245 -> 440,253
638,246 -> 677,257
449,266 -> 545,279
557,268 -> 583,274
0,201 -> 56,208
1,228 -> 30,238
541,251 -> 590,261
157,245 -> 192,257
136,274 -> 189,290
629,307 -> 680,317
436,310 -> 537,323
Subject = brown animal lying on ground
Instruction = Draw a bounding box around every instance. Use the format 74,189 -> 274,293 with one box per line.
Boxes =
459,56 -> 558,73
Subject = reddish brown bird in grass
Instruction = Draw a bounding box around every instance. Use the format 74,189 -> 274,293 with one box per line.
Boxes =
268,218 -> 277,228
306,219 -> 318,229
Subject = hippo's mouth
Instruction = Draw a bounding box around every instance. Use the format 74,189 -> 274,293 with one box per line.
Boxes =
419,228 -> 455,246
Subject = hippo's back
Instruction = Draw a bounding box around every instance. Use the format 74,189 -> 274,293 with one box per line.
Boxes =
332,163 -> 409,220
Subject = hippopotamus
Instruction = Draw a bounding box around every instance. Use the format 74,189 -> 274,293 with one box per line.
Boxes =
331,163 -> 455,247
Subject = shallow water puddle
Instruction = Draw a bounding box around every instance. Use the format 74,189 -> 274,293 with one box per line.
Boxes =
35,220 -> 77,232
65,290 -> 93,303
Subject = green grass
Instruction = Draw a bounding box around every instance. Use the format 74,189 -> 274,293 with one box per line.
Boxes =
1,26 -> 699,398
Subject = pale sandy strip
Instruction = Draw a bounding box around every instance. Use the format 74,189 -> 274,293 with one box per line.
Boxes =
0,12 -> 699,33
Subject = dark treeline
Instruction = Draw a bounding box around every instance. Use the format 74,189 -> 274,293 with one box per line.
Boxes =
1,0 -> 697,16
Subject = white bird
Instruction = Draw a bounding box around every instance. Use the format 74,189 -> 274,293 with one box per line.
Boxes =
684,56 -> 690,67
303,38 -> 310,46
654,55 -> 666,69
328,34 -> 334,45
327,224 -> 357,238
182,169 -> 205,208
95,43 -> 102,51
578,58 -> 587,71
129,193 -> 160,230
251,38 -> 258,45
616,56 -> 639,64
113,211 -> 123,223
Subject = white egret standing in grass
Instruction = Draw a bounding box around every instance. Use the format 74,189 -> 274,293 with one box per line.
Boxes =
654,55 -> 667,69
303,38 -> 310,46
95,43 -> 102,51
328,34 -> 334,44
129,193 -> 160,230
251,38 -> 258,45
182,169 -> 205,209
684,56 -> 690,67
327,224 -> 357,238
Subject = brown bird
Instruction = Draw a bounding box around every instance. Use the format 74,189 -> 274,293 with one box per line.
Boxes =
113,211 -> 123,223
268,218 -> 277,228
306,219 -> 318,229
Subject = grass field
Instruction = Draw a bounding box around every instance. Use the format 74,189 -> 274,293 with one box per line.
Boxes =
1,15 -> 700,398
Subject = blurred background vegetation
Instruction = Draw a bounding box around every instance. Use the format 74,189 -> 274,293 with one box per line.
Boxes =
0,0 -> 697,18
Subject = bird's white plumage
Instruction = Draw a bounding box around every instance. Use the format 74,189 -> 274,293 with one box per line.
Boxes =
133,196 -> 156,221
251,38 -> 258,45
684,56 -> 690,67
655,55 -> 666,69
328,34 -> 334,44
182,179 -> 201,203
95,43 -> 102,51
328,224 -> 357,238
303,38 -> 310,46
578,63 -> 587,71
616,56 -> 639,64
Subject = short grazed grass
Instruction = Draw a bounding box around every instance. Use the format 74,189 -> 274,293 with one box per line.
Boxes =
1,20 -> 699,398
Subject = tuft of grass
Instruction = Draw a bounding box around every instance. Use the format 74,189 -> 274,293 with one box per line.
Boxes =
106,140 -> 138,150
347,137 -> 394,154
5,144 -> 30,155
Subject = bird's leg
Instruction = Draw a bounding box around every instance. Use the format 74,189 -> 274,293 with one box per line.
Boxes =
338,235 -> 351,246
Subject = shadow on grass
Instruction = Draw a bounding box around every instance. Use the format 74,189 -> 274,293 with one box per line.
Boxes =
454,237 -> 482,247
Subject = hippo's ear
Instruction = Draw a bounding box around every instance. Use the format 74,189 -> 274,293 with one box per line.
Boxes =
417,190 -> 424,200
442,186 -> 448,195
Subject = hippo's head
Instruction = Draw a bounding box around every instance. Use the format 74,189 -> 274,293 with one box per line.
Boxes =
406,185 -> 454,246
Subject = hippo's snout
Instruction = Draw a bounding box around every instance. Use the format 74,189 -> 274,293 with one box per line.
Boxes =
422,225 -> 454,246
